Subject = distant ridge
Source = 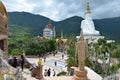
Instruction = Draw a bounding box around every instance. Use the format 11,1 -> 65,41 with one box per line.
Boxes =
8,12 -> 120,42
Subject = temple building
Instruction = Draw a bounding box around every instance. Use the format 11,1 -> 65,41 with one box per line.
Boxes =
76,0 -> 104,43
43,20 -> 56,39
0,1 -> 8,59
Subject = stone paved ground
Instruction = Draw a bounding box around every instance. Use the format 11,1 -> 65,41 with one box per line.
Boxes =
45,76 -> 72,80
22,52 -> 67,80
22,52 -> 103,80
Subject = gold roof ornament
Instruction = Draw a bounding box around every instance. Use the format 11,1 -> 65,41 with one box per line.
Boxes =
0,0 -> 8,19
85,0 -> 91,15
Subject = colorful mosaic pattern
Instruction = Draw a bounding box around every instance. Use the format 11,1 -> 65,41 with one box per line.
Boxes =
0,59 -> 25,80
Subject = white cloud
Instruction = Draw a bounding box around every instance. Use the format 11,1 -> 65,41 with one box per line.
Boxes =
2,0 -> 120,21
3,0 -> 36,13
43,0 -> 54,7
92,1 -> 120,19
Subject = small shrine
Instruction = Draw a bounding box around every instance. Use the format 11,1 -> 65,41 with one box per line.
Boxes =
56,30 -> 68,53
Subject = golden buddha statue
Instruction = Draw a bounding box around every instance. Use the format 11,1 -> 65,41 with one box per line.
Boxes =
37,58 -> 42,67
22,52 -> 25,57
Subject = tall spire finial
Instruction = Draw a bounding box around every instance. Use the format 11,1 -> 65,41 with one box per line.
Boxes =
61,29 -> 63,39
47,19 -> 53,29
85,0 -> 91,15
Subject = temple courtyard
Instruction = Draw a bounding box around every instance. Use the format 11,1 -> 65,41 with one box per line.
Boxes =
21,52 -> 102,80
1,0 -> 120,80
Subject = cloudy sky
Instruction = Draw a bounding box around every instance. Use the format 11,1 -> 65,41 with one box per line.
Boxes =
2,0 -> 120,21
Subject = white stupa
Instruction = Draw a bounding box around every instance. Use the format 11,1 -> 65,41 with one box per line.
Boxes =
81,0 -> 100,36
76,0 -> 104,43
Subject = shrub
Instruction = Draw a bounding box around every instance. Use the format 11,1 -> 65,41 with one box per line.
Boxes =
57,71 -> 67,76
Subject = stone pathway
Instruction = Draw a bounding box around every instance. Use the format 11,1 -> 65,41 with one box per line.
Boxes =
22,52 -> 67,80
22,52 -> 103,80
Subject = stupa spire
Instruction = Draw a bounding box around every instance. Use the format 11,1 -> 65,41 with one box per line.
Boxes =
61,29 -> 63,39
47,19 -> 52,29
85,0 -> 91,15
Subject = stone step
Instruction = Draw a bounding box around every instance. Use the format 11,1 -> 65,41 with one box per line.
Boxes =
45,76 -> 72,80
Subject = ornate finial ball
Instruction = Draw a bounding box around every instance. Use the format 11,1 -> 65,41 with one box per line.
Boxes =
38,58 -> 42,67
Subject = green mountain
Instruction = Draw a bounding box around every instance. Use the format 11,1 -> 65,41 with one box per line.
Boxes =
8,12 -> 120,42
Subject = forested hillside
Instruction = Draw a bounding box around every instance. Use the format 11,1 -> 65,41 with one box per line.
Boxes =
8,12 -> 120,42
